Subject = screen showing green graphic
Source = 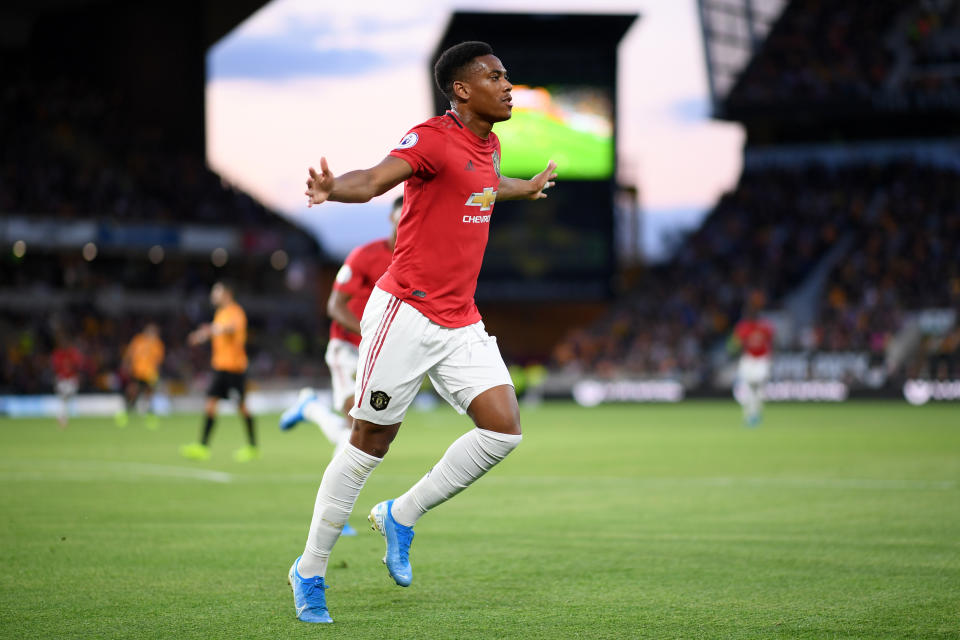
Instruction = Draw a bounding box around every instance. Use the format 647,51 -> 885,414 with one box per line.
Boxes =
495,85 -> 614,180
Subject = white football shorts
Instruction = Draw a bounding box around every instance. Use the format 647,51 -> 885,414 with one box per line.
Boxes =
325,338 -> 360,411
738,354 -> 772,385
350,287 -> 513,425
55,377 -> 79,397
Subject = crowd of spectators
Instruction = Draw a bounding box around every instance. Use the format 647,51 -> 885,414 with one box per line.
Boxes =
817,161 -> 960,371
553,159 -> 960,385
902,0 -> 960,98
0,64 -> 289,227
726,0 -> 960,111
0,60 -> 330,395
0,249 -> 296,297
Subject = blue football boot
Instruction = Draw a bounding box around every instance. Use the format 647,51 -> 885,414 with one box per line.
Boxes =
368,500 -> 414,587
279,389 -> 316,431
288,556 -> 333,624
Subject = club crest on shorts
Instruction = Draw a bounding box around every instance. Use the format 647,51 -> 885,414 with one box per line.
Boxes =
370,390 -> 391,411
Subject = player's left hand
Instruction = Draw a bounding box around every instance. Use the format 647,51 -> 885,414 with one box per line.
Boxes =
528,160 -> 557,200
530,160 -> 557,200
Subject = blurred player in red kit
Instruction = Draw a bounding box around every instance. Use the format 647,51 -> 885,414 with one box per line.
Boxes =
51,336 -> 85,428
732,300 -> 775,426
279,196 -> 402,536
286,41 -> 557,624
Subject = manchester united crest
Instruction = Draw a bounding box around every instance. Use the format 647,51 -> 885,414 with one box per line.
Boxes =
370,390 -> 391,411
491,150 -> 501,178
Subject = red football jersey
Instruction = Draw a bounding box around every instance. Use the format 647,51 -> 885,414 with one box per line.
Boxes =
735,319 -> 775,357
331,238 -> 394,346
51,346 -> 83,380
379,111 -> 501,328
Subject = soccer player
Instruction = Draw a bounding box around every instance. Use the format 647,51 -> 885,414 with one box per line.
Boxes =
50,335 -> 84,429
116,323 -> 164,429
287,41 -> 557,624
732,304 -> 775,426
280,196 -> 401,469
182,282 -> 258,461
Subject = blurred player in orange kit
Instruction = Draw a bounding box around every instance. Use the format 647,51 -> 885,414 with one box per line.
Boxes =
182,281 -> 258,461
51,335 -> 85,428
116,323 -> 165,429
732,296 -> 775,427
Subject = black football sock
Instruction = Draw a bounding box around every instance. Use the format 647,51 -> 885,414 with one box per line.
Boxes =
201,415 -> 215,445
244,415 -> 257,447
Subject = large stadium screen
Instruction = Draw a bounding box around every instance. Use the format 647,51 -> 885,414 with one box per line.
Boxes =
495,85 -> 614,180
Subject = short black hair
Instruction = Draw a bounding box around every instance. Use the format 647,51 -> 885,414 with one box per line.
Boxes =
434,41 -> 495,102
392,195 -> 403,210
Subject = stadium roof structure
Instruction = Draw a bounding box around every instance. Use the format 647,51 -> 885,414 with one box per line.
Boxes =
696,0 -> 788,117
0,0 -> 268,49
1,0 -> 324,258
699,0 -> 960,143
0,0 -> 273,154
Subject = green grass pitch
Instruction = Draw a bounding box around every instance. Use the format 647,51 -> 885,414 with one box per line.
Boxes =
2,401 -> 959,639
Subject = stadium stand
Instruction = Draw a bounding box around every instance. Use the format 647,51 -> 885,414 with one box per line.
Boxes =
1,62 -> 289,226
0,51 -> 330,395
554,157 -> 959,388
555,0 -> 960,397
725,0 -> 960,114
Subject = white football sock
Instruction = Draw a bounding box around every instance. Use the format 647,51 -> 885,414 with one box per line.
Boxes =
391,428 -> 522,528
740,383 -> 763,420
299,443 -> 381,578
303,399 -> 351,452
750,383 -> 764,418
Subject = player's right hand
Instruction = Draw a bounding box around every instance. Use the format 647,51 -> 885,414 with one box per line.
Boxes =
305,157 -> 335,207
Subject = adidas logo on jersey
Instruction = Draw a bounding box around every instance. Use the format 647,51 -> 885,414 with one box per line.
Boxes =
465,160 -> 475,171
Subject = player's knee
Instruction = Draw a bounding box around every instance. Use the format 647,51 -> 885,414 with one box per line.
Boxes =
488,401 -> 522,436
352,420 -> 400,458
468,385 -> 522,435
488,411 -> 522,436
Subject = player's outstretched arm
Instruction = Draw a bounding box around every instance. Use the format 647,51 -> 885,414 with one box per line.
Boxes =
305,156 -> 413,206
497,160 -> 557,201
187,324 -> 212,346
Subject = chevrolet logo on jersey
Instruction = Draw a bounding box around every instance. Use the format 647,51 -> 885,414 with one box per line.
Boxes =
465,187 -> 497,212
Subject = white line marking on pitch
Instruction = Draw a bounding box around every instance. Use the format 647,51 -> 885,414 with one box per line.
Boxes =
0,460 -> 233,483
479,475 -> 957,491
100,461 -> 234,483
